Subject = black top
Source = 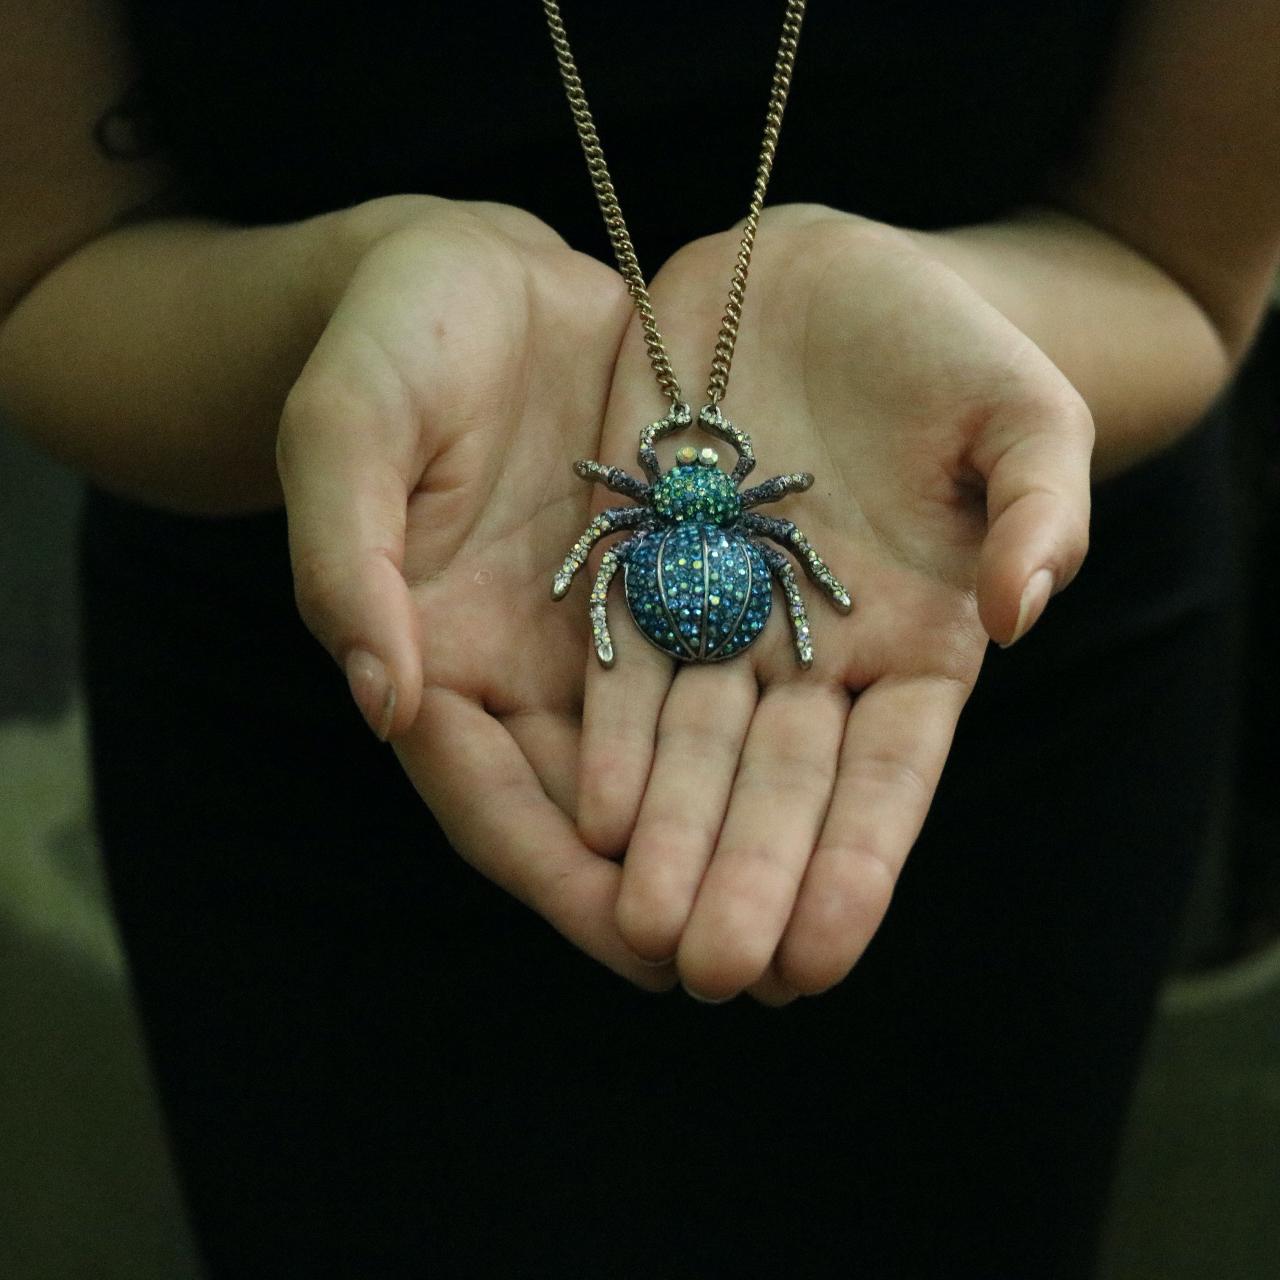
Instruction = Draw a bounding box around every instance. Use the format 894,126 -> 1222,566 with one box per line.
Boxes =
121,0 -> 1127,251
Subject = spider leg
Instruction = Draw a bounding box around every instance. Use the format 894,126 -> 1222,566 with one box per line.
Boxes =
742,512 -> 852,612
638,401 -> 692,483
587,533 -> 643,667
756,541 -> 814,668
738,471 -> 814,510
573,459 -> 650,502
698,403 -> 756,485
552,505 -> 651,599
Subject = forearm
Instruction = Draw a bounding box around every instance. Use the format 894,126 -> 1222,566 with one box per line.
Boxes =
914,209 -> 1242,479
921,0 -> 1280,480
0,196 -> 431,515
0,212 -> 330,513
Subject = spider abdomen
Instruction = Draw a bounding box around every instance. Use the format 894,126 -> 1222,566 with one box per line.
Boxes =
623,523 -> 772,662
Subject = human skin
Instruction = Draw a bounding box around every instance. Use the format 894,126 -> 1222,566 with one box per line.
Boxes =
1,0 -> 1277,1001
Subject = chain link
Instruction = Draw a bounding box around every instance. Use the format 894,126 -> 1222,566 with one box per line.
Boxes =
541,0 -> 807,409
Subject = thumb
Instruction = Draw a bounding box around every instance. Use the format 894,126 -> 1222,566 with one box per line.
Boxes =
277,384 -> 424,740
972,389 -> 1094,647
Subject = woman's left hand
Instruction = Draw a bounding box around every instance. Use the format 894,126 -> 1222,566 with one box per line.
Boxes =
571,205 -> 1094,1003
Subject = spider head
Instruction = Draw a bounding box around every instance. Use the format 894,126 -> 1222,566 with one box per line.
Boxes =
651,446 -> 742,526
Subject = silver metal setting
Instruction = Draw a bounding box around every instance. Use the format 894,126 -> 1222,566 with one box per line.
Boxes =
554,405 -> 851,667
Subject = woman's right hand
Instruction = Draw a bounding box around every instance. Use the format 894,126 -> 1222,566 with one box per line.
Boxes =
277,197 -> 674,990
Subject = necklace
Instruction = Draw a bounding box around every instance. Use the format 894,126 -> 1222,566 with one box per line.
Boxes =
544,0 -> 850,668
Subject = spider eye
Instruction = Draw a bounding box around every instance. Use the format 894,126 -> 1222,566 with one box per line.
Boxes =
675,445 -> 699,466
697,447 -> 719,468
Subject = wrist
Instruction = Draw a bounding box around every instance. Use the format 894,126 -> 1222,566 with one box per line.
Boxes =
306,194 -> 455,319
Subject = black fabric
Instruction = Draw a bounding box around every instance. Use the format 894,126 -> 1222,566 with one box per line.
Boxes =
119,0 -> 1126,242
83,2 -> 1238,1276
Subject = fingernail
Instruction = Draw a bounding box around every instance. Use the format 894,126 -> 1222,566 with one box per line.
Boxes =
637,953 -> 676,968
682,983 -> 733,1005
345,649 -> 396,741
1002,568 -> 1055,648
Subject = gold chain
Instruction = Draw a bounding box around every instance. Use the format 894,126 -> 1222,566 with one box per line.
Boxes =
541,0 -> 807,409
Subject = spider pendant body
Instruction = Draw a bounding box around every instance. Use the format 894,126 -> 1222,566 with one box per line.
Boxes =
552,403 -> 852,669
623,468 -> 773,662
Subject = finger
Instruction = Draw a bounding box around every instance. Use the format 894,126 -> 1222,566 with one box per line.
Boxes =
677,683 -> 847,1001
680,964 -> 800,1007
577,301 -> 696,855
971,390 -> 1094,646
746,963 -> 801,1008
502,708 -> 580,821
614,662 -> 758,963
399,687 -> 676,992
577,599 -> 675,855
775,674 -> 967,995
278,380 -> 424,741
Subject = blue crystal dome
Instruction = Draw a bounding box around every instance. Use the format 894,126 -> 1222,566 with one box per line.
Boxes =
624,524 -> 772,662
650,465 -> 742,527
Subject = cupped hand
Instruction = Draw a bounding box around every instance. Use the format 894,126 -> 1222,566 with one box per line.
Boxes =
276,197 -> 673,990
570,205 -> 1094,1002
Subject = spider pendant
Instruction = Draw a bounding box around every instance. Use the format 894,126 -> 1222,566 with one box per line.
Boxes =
552,403 -> 852,668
